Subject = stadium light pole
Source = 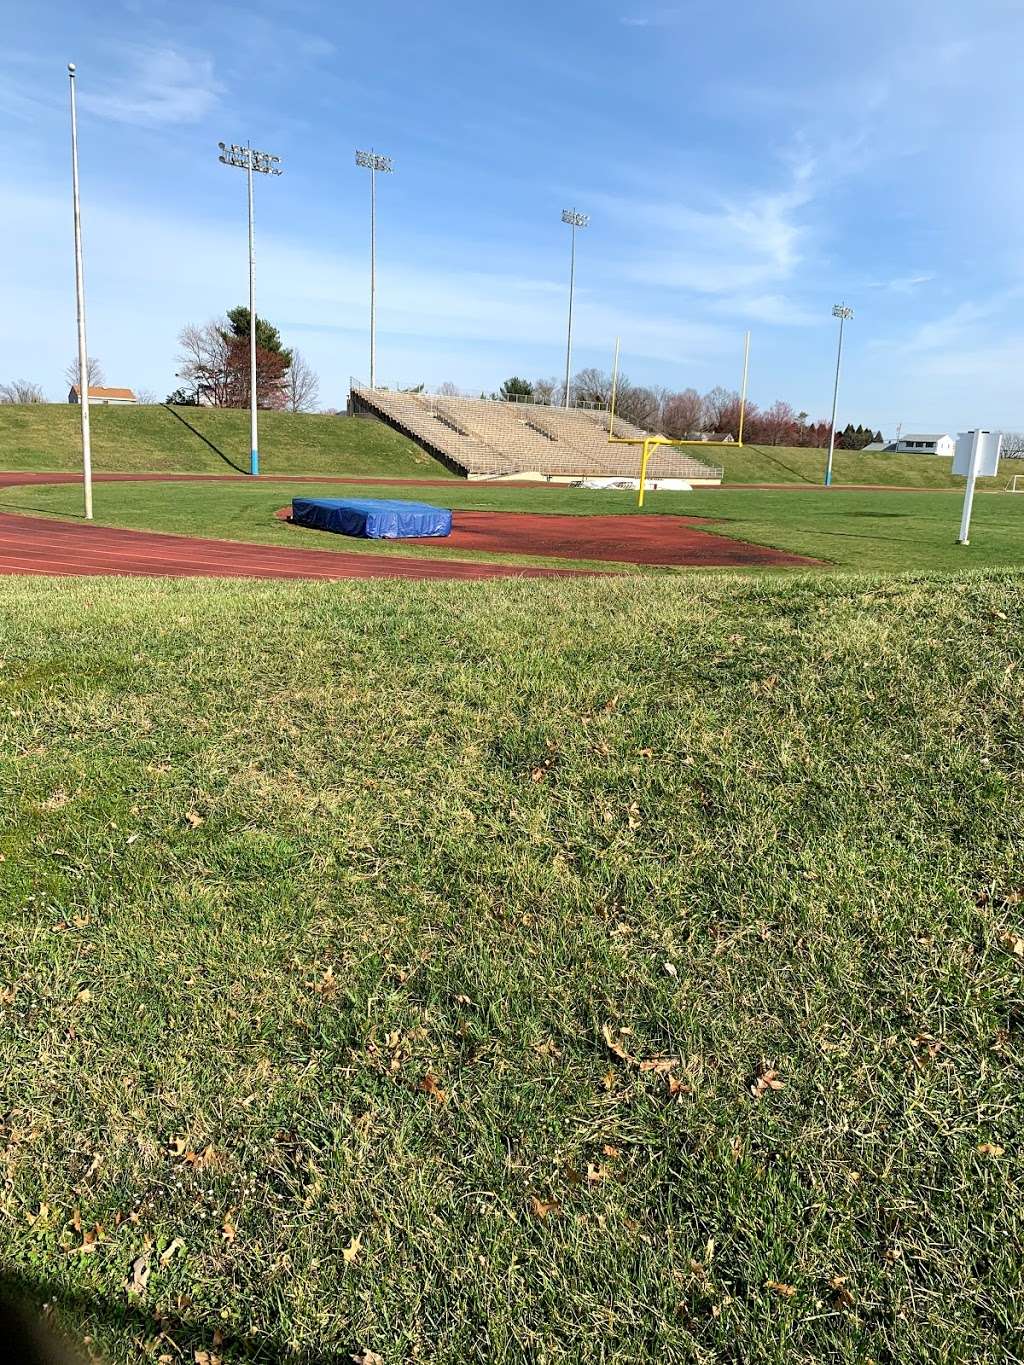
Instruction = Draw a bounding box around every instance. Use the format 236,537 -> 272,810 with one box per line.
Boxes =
218,141 -> 282,477
68,63 -> 93,520
825,303 -> 854,487
561,209 -> 589,408
355,150 -> 393,389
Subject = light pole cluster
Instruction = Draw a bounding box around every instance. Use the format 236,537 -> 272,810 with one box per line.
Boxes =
355,150 -> 393,391
217,142 -> 282,478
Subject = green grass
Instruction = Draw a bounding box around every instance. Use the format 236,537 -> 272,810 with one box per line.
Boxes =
0,404 -> 449,478
0,569 -> 1021,1363
716,442 -> 1016,488
4,477 -> 1024,575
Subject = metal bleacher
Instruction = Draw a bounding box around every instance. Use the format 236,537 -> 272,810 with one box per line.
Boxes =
349,385 -> 723,483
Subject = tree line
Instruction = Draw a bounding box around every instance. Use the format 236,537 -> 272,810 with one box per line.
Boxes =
479,372 -> 883,448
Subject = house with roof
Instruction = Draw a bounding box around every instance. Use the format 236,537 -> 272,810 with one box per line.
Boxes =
68,385 -> 138,406
895,432 -> 955,456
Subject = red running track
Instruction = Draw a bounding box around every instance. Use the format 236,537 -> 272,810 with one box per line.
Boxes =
0,473 -> 815,580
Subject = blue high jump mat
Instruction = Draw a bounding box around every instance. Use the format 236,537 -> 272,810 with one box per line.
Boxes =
291,497 -> 452,540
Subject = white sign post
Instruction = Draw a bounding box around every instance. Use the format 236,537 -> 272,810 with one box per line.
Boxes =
953,429 -> 1002,545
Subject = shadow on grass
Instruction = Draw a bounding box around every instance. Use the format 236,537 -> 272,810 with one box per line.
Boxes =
740,445 -> 815,483
162,405 -> 248,475
0,1269 -> 356,1363
0,500 -> 89,519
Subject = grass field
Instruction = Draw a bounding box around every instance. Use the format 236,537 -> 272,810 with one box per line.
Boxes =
0,569 -> 1022,1363
4,477 -> 1024,575
1,404 -> 1020,489
0,404 -> 447,478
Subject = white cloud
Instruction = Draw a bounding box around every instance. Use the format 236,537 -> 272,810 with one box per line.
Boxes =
80,46 -> 222,126
619,10 -> 682,26
871,273 -> 936,294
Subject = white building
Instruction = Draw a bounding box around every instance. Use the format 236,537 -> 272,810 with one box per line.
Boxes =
68,385 -> 138,406
895,433 -> 955,456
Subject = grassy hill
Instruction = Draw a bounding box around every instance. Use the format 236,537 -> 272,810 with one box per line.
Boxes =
0,403 -> 451,477
715,441 -> 1015,489
0,569 -> 1021,1363
1,405 -> 1018,490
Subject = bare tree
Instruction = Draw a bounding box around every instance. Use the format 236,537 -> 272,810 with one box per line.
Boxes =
753,399 -> 798,446
571,368 -> 612,406
176,323 -> 232,406
532,376 -> 559,406
135,388 -> 159,404
615,382 -> 661,429
661,388 -> 703,438
437,381 -> 460,397
1000,431 -> 1024,458
64,355 -> 104,390
0,380 -> 45,404
701,386 -> 739,432
286,351 -> 320,413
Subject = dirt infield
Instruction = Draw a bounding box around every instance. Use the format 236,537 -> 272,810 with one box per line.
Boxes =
279,506 -> 817,568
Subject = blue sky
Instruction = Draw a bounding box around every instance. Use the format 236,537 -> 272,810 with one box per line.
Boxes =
2,0 -> 1023,431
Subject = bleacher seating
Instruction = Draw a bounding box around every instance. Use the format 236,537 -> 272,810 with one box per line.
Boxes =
349,386 -> 722,483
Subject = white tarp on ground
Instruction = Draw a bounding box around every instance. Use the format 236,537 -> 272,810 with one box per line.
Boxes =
569,477 -> 693,492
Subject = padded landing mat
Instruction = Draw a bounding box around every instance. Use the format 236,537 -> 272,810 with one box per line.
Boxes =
291,497 -> 452,539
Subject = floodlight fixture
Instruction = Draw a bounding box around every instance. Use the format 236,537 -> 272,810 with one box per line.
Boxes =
561,208 -> 589,407
355,148 -> 394,388
824,302 -> 854,486
355,149 -> 393,174
217,139 -> 284,476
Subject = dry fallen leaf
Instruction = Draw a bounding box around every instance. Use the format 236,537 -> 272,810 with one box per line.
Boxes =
529,1195 -> 559,1219
534,1038 -> 561,1058
601,1144 -> 621,1159
185,811 -> 205,828
166,1136 -> 188,1158
830,1275 -> 855,1308
977,1142 -> 1005,1157
600,1067 -> 616,1092
124,1248 -> 152,1296
342,1232 -> 363,1264
765,1280 -> 797,1298
350,1351 -> 385,1365
638,1056 -> 679,1074
159,1237 -> 186,1266
750,1066 -> 785,1100
999,930 -> 1024,956
586,1163 -> 611,1185
221,1216 -> 237,1244
418,1072 -> 448,1103
601,1023 -> 632,1063
194,1353 -> 222,1365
